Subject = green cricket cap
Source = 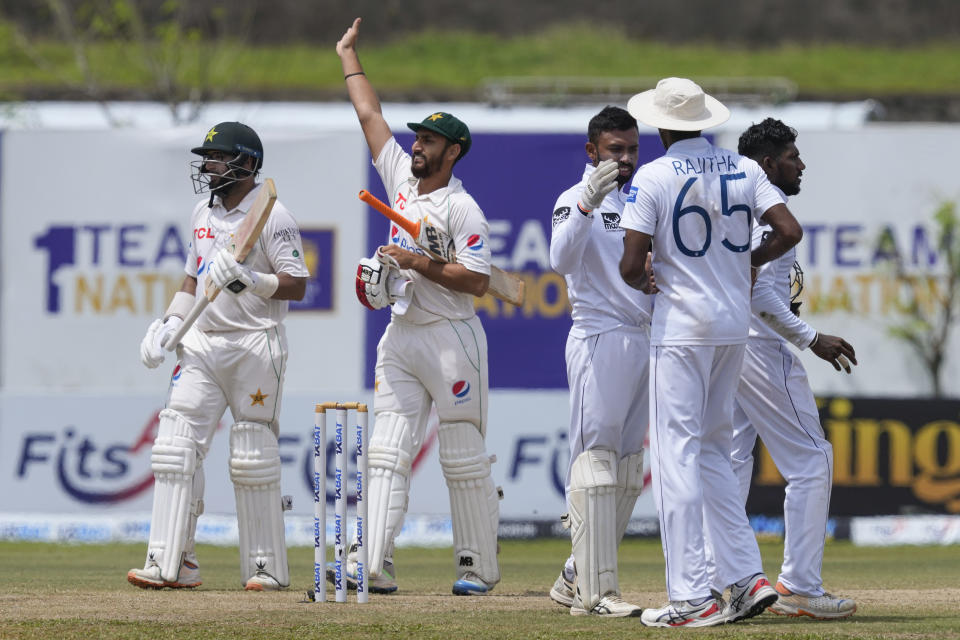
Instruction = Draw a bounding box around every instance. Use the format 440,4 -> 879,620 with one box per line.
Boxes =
407,112 -> 472,160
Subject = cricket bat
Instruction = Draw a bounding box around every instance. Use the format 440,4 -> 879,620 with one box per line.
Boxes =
163,178 -> 278,351
358,190 -> 525,306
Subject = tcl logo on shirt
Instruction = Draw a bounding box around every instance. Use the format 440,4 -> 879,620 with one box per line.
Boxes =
194,227 -> 215,239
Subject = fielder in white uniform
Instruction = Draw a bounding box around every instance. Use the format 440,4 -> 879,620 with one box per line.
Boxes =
128,121 -> 308,592
336,18 -> 501,596
547,106 -> 652,617
732,118 -> 857,619
619,78 -> 803,628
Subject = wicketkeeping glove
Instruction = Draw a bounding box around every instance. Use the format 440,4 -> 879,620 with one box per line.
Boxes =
578,158 -> 620,212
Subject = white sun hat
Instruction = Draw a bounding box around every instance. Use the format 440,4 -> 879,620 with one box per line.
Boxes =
627,77 -> 730,131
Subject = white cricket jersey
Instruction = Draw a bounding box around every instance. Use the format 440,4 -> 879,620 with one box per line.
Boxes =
550,164 -> 652,337
621,137 -> 785,346
185,183 -> 309,332
749,188 -> 817,349
374,137 -> 491,325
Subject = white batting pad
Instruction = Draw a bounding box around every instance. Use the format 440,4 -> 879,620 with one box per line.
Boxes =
568,448 -> 619,610
147,409 -> 198,582
616,451 -> 644,545
366,412 -> 414,577
230,422 -> 289,587
182,460 -> 205,567
438,421 -> 501,586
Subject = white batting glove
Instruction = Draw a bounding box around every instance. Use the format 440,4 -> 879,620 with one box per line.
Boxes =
208,248 -> 258,295
140,319 -> 165,368
155,315 -> 184,350
139,316 -> 185,369
355,247 -> 413,310
355,256 -> 389,309
578,159 -> 620,212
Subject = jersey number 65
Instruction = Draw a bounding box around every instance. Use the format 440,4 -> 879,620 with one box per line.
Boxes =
673,172 -> 751,257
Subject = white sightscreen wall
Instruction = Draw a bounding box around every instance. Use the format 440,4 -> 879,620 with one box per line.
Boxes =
1,129 -> 366,393
3,122 -> 960,524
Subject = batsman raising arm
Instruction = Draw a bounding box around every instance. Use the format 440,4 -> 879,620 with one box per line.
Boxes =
335,17 -> 501,596
128,122 -> 308,592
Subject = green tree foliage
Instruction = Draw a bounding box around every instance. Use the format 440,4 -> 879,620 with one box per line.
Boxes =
889,202 -> 960,397
2,0 -> 250,124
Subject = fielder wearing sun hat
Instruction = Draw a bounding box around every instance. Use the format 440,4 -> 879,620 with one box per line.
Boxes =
407,112 -> 472,160
627,77 -> 730,132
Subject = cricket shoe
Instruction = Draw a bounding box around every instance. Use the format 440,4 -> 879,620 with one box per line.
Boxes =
549,572 -> 575,607
640,597 -> 726,627
767,582 -> 856,619
723,573 -> 779,623
127,558 -> 202,590
571,594 -> 643,618
452,572 -> 495,595
244,570 -> 282,591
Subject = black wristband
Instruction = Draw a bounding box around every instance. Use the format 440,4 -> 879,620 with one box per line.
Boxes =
344,71 -> 365,80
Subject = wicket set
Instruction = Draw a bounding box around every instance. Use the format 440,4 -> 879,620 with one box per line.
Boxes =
313,402 -> 368,603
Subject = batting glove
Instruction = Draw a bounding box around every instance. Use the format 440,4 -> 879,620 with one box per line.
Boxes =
578,158 -> 620,212
355,248 -> 412,310
139,315 -> 185,369
208,248 -> 278,298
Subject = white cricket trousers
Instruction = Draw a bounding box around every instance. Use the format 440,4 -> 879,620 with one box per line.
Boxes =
565,326 -> 649,479
374,315 -> 488,436
167,326 -> 288,451
733,338 -> 833,597
649,343 -> 763,601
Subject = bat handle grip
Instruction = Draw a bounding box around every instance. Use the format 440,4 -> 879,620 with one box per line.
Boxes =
163,294 -> 213,352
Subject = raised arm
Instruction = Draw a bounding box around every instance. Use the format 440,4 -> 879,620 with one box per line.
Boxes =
336,17 -> 393,161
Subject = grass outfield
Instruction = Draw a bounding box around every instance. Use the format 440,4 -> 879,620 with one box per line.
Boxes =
1,538 -> 958,639
1,24 -> 959,98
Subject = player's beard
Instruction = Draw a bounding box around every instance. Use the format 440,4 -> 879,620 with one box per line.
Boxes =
615,162 -> 635,188
208,172 -> 237,196
783,176 -> 801,196
411,151 -> 442,179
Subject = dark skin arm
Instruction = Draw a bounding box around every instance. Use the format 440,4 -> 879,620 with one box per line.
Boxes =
751,203 -> 803,268
619,230 -> 658,294
336,17 -> 392,162
273,273 -> 307,301
810,333 -> 858,373
380,244 -> 490,297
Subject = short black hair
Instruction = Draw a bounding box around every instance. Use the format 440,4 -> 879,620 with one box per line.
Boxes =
588,106 -> 637,145
738,118 -> 797,163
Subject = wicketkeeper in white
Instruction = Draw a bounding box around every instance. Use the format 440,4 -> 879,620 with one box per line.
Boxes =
730,118 -> 857,619
547,106 -> 652,617
336,17 -> 501,596
619,78 -> 803,627
128,121 -> 308,591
